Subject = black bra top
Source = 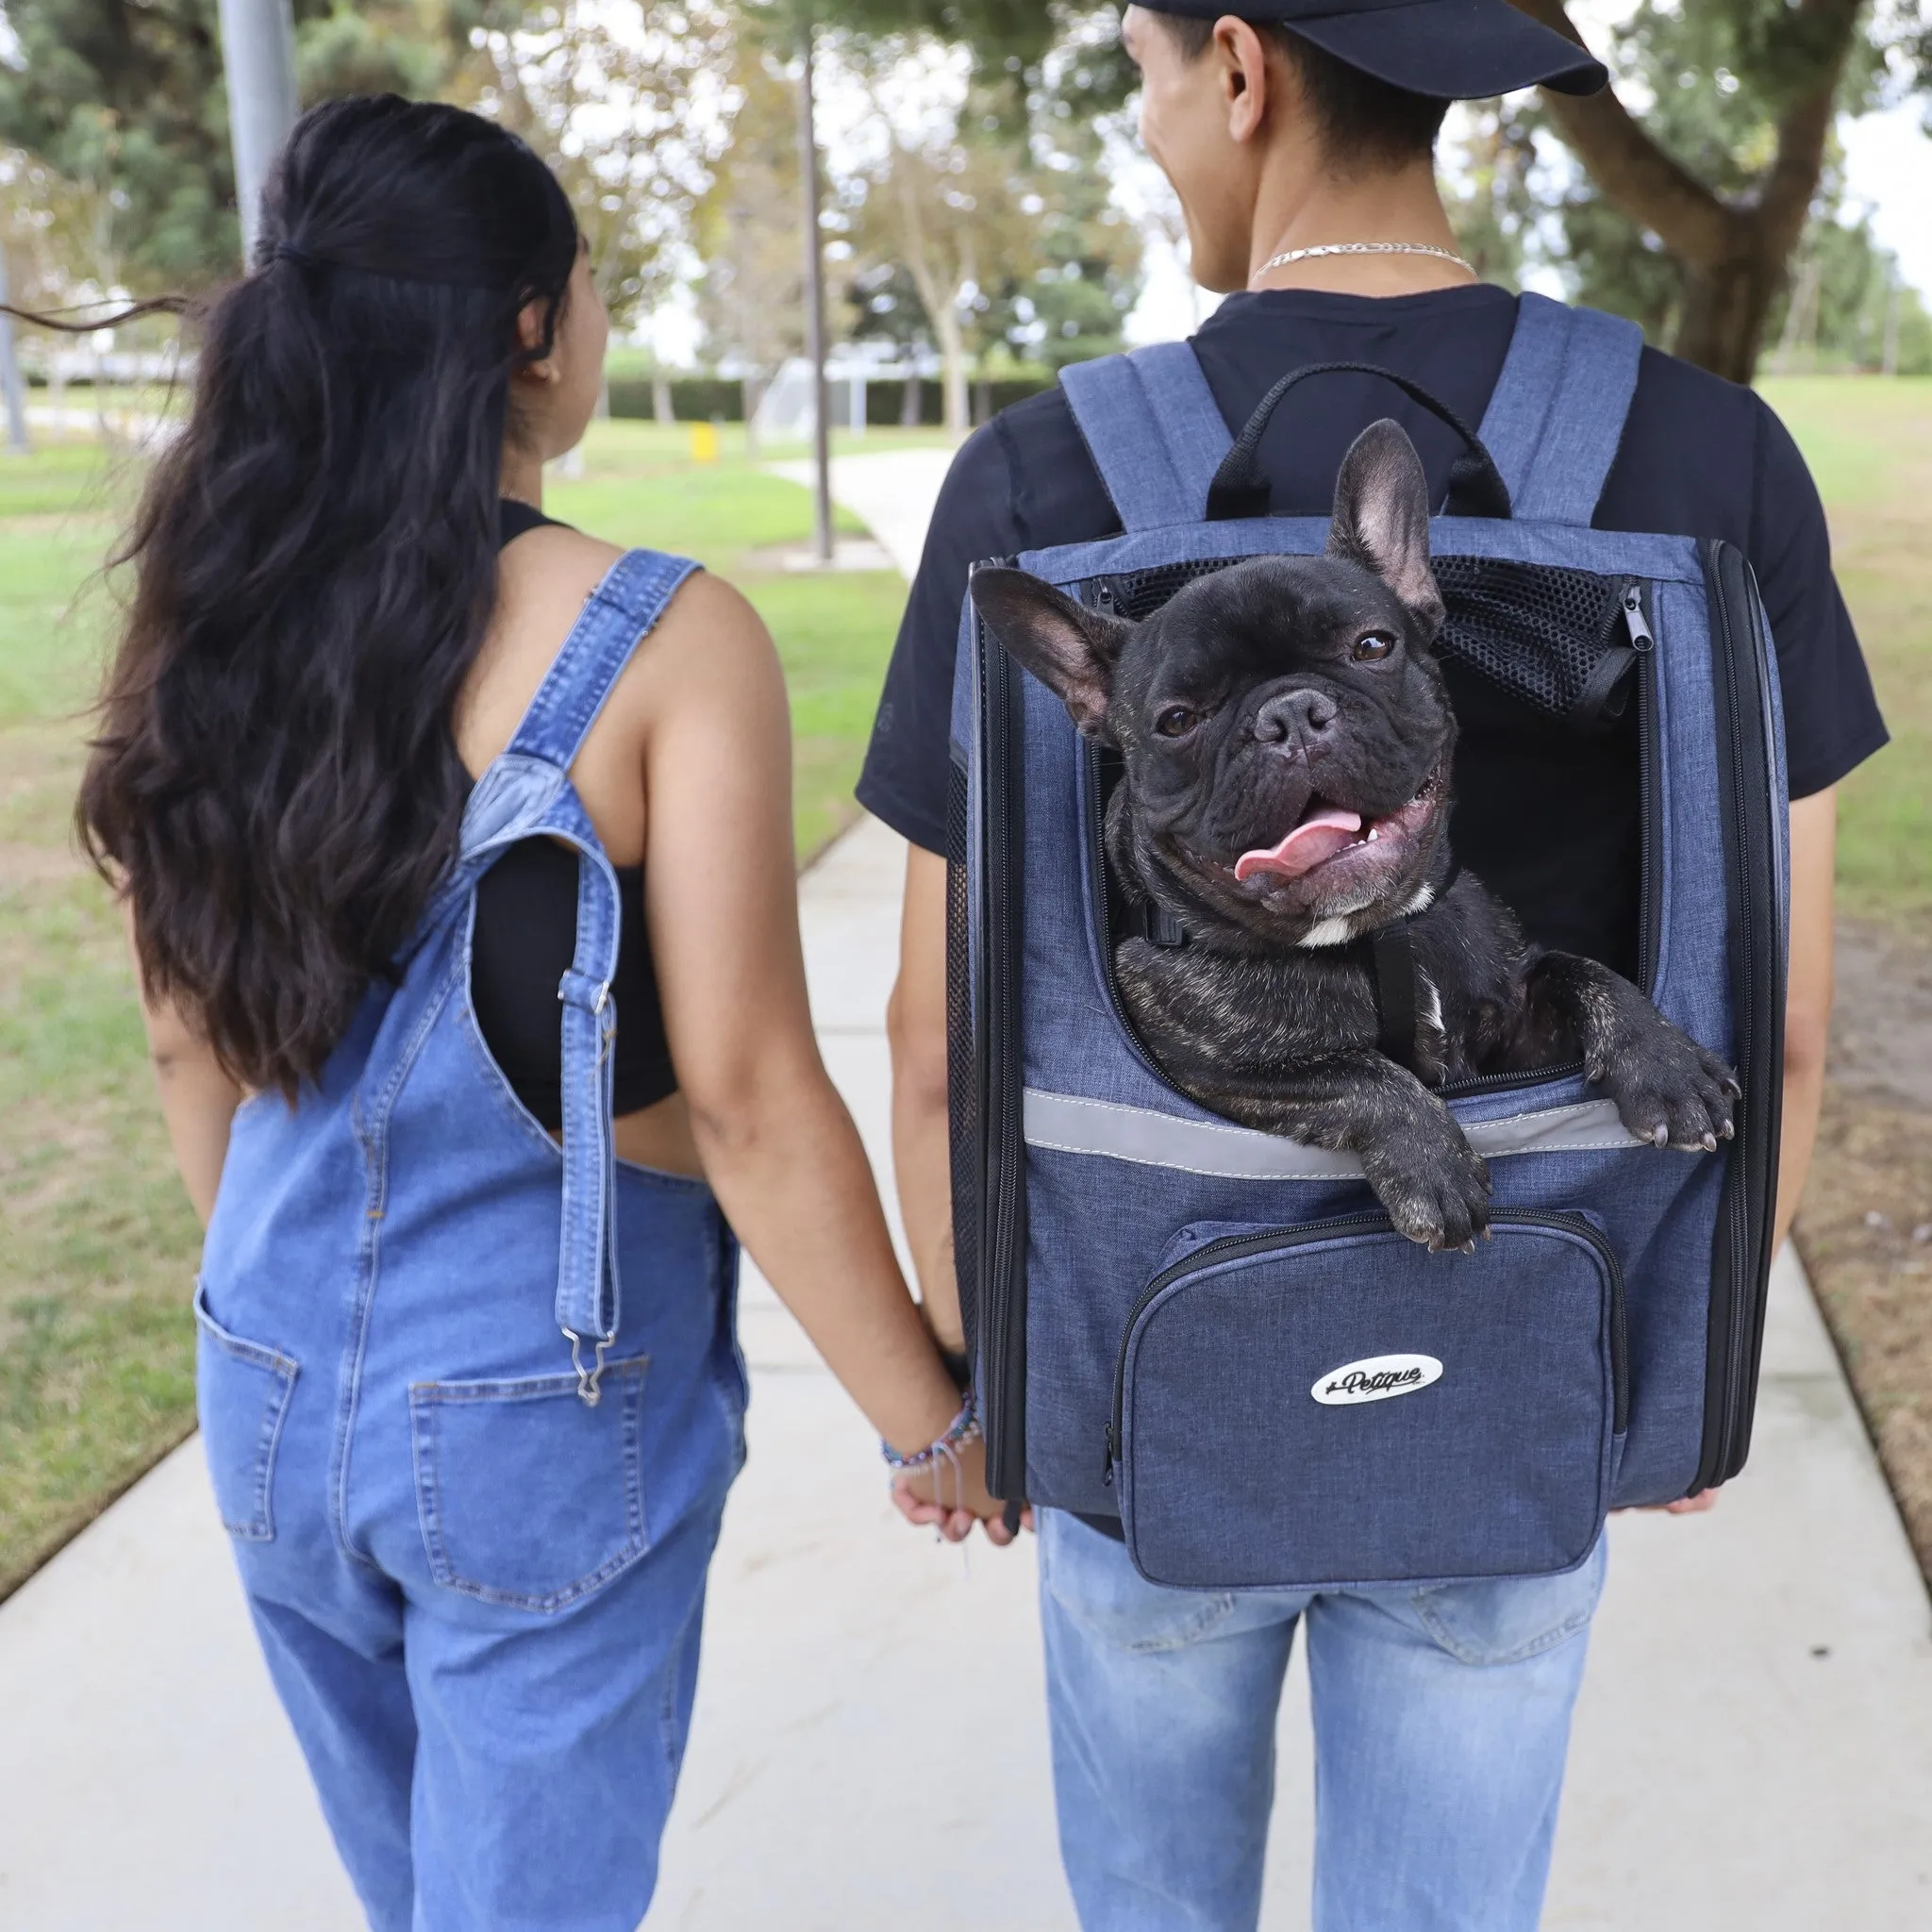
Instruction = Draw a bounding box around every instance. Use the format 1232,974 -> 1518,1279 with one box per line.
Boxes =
467,501 -> 677,1128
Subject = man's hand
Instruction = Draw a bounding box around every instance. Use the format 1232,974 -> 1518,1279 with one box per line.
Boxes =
1659,1491 -> 1720,1515
1620,1489 -> 1722,1517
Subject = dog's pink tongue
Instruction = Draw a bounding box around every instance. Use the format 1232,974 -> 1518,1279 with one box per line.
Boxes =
1233,808 -> 1363,882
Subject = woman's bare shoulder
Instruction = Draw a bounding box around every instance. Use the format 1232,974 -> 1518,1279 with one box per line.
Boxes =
496,522 -> 627,602
500,529 -> 761,642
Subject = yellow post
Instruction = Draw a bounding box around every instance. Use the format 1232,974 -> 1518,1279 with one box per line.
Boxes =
690,421 -> 720,464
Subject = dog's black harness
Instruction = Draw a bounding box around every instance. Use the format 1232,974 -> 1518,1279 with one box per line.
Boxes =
1131,859 -> 1461,1082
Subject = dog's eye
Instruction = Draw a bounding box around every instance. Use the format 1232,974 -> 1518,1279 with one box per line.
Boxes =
1353,632 -> 1397,662
1154,706 -> 1200,739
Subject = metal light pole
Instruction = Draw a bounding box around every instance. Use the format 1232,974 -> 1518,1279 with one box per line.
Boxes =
797,18 -> 835,566
0,246 -> 28,454
217,0 -> 300,264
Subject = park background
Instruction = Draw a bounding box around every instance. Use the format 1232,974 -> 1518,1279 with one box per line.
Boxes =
0,0 -> 1928,1661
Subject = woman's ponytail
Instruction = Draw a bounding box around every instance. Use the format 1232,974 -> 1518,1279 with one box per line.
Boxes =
75,96 -> 579,1095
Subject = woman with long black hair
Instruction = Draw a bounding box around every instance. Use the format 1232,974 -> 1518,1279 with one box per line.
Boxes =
44,95 -> 1002,1928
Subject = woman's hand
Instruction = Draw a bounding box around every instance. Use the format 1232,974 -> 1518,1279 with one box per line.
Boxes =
891,1439 -> 1029,1544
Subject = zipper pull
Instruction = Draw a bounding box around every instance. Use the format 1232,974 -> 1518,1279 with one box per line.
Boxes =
1101,1422 -> 1118,1485
1623,584 -> 1655,652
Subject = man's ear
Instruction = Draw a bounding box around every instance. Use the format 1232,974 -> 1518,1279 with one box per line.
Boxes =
968,566 -> 1133,740
1327,420 -> 1445,633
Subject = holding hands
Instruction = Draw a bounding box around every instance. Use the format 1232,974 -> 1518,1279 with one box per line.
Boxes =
891,1425 -> 1028,1545
882,1309 -> 1028,1545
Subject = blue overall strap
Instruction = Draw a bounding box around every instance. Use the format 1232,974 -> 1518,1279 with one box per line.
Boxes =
1058,341 -> 1233,531
508,546 -> 700,1400
1476,291 -> 1643,525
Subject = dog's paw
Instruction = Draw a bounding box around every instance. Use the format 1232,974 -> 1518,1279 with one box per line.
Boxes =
1364,1130 -> 1492,1253
1600,1020 -> 1739,1153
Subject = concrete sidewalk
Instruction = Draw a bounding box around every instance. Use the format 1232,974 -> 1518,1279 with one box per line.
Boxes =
1,448 -> 1929,1927
766,448 -> 956,580
2,809 -> 1929,1928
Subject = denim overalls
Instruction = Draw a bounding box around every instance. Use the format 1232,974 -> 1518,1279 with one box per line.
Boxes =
195,549 -> 746,1932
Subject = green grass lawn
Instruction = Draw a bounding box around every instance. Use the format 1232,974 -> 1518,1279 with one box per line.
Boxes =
1758,378 -> 1932,926
0,421 -> 926,1600
541,421 -> 916,858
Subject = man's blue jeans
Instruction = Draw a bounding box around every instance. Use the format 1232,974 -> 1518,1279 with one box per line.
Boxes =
1039,1508 -> 1607,1932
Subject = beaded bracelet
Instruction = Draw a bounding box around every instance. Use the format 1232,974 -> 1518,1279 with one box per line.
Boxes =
881,1389 -> 981,1472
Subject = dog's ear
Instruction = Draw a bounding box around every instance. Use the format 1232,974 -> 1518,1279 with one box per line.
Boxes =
968,566 -> 1132,739
1327,420 -> 1445,632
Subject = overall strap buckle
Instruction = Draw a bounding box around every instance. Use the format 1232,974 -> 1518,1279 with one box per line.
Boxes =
553,865 -> 623,1402
558,968 -> 611,1015
563,1326 -> 616,1407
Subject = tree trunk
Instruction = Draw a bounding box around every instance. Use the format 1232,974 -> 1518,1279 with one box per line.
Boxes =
741,372 -> 765,457
1510,0 -> 1863,380
900,371 -> 922,426
933,300 -> 970,441
1674,245 -> 1788,386
886,133 -> 971,441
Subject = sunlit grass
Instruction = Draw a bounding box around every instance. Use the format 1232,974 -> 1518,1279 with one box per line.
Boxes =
1759,377 -> 1932,924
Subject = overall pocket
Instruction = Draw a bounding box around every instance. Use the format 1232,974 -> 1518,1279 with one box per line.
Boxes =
193,1280 -> 300,1543
409,1357 -> 652,1614
1111,1211 -> 1624,1591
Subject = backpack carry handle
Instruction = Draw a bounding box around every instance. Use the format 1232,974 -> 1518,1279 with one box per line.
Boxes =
1205,360 -> 1513,523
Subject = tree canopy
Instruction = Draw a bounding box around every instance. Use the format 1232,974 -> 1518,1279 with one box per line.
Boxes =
0,0 -> 516,289
1509,0 -> 1910,378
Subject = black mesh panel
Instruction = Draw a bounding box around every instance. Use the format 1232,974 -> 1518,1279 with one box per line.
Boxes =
1432,558 -> 1634,724
1108,555 -> 1636,727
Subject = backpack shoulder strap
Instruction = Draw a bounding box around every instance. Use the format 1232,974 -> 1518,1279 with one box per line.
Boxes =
1058,341 -> 1234,531
1477,292 -> 1643,526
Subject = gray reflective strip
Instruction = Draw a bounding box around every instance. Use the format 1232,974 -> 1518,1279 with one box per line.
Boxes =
1022,1089 -> 1644,1181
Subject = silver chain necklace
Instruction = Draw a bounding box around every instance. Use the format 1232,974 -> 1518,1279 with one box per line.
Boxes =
1257,241 -> 1474,276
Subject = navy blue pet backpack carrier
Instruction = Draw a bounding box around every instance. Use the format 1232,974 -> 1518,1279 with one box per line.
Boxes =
946,295 -> 1789,1591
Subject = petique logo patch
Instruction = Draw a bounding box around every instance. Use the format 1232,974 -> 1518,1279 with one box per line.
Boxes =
1310,1353 -> 1444,1407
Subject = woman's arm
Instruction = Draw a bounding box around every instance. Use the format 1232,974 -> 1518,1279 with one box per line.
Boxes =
636,575 -> 1004,1525
125,906 -> 242,1228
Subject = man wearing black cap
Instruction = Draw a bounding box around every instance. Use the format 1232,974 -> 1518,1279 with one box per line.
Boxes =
872,7 -> 1884,1924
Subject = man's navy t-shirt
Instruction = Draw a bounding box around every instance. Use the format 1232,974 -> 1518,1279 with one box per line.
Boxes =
858,283 -> 1887,853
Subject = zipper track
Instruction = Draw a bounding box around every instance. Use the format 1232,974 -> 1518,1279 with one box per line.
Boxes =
1107,1208 -> 1630,1474
1693,542 -> 1785,1491
976,609 -> 1030,1497
1624,582 -> 1664,995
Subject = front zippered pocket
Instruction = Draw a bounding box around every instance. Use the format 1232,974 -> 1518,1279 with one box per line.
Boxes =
1110,1210 -> 1626,1591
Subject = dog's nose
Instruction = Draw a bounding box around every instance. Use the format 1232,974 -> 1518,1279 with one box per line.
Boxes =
1254,689 -> 1338,747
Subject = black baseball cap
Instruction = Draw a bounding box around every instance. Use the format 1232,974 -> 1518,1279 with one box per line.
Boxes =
1139,0 -> 1608,99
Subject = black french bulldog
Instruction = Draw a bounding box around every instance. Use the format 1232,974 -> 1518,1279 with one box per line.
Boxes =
968,418 -> 1738,1252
